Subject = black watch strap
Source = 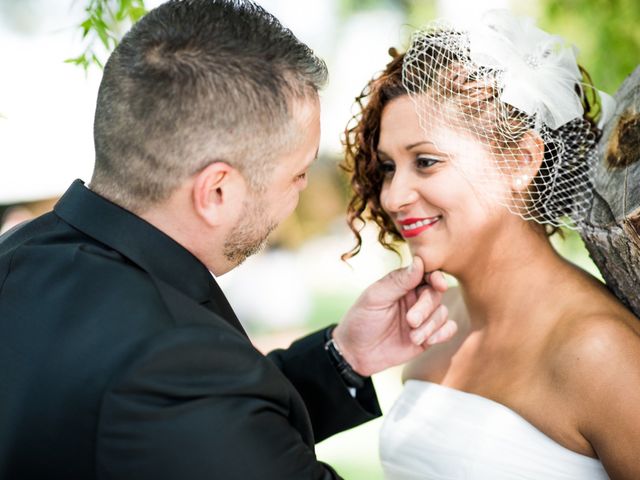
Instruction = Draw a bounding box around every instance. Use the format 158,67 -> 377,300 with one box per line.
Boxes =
324,325 -> 368,389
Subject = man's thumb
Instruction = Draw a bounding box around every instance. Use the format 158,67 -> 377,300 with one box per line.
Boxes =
382,256 -> 424,299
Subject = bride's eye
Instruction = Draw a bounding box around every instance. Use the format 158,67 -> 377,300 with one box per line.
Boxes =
416,156 -> 440,169
378,161 -> 396,176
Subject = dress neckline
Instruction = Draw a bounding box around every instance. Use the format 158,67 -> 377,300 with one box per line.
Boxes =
402,379 -> 601,463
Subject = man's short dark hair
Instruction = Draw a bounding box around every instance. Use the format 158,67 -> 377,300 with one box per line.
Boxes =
91,0 -> 328,212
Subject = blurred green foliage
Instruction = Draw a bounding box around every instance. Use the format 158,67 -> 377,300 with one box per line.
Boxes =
66,0 -> 147,71
307,292 -> 355,332
539,0 -> 640,93
70,0 -> 639,92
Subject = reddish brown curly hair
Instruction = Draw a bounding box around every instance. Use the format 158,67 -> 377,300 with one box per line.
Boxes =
341,50 -> 406,260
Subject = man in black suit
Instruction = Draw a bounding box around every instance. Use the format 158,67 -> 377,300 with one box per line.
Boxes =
0,1 -> 456,478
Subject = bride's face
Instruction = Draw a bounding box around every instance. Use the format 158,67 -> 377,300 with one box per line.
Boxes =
378,96 -> 515,275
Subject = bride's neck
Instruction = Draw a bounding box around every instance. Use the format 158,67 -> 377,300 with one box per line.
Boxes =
454,223 -> 569,330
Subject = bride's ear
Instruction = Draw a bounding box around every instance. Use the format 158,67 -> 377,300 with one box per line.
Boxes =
510,130 -> 545,192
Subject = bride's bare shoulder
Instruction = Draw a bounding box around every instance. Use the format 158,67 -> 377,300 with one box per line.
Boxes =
402,285 -> 468,383
548,301 -> 640,385
546,302 -> 640,469
548,271 -> 640,364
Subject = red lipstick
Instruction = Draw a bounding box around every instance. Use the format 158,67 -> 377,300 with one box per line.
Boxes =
398,217 -> 440,238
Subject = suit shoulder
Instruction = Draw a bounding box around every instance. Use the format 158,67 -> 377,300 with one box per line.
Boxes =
2,217 -> 173,327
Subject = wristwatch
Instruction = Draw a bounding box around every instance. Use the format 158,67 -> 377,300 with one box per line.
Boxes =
324,325 -> 368,389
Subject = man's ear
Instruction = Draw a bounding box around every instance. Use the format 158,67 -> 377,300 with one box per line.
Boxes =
192,161 -> 246,227
511,130 -> 545,192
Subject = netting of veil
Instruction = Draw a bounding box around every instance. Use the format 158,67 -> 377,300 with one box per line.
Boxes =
402,10 -> 614,230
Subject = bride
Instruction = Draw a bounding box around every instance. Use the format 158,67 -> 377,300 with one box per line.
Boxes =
343,10 -> 640,480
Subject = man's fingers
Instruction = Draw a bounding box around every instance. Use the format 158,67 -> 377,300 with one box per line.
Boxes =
412,271 -> 447,309
409,304 -> 448,345
377,256 -> 425,302
426,271 -> 448,293
426,319 -> 458,345
406,283 -> 443,328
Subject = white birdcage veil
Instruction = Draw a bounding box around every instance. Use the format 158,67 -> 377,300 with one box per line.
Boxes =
401,10 -> 614,230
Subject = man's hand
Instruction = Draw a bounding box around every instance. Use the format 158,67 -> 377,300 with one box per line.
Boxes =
332,256 -> 457,377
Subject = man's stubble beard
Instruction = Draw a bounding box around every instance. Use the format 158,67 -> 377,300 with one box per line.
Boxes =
223,195 -> 278,267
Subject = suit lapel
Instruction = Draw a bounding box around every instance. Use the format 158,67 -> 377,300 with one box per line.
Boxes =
200,279 -> 247,337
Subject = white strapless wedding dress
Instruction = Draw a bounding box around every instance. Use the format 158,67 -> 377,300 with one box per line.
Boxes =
379,380 -> 610,479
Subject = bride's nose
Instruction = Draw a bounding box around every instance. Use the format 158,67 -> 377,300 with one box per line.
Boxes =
380,170 -> 420,213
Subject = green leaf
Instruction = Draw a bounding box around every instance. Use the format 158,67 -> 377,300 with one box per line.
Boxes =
129,5 -> 147,21
91,52 -> 105,69
67,0 -> 148,71
116,0 -> 132,21
64,55 -> 85,65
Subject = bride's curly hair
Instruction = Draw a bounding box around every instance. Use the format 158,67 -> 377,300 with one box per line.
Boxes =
341,46 -> 602,261
341,49 -> 406,260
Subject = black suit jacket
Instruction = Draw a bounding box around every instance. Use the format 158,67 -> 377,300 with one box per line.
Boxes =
0,180 -> 381,479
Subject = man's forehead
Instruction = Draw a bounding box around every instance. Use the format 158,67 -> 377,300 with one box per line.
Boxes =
291,94 -> 321,123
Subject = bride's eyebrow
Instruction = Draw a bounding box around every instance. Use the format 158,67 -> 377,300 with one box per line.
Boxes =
406,140 -> 436,150
377,140 -> 438,159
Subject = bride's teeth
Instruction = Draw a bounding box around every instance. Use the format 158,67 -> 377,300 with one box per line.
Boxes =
402,218 -> 436,231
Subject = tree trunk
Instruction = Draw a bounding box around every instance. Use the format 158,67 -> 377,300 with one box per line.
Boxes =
581,65 -> 640,318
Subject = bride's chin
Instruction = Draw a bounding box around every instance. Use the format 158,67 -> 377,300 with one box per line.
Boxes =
413,254 -> 445,276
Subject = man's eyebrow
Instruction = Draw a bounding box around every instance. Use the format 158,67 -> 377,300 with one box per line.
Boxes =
297,148 -> 319,175
307,148 -> 320,168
